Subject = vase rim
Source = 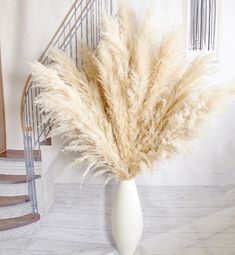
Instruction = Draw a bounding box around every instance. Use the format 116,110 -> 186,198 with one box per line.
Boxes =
119,178 -> 135,183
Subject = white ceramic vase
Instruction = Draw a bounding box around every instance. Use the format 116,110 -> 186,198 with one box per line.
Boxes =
112,179 -> 143,255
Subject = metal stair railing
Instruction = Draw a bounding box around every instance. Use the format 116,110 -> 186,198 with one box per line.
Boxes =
20,0 -> 115,214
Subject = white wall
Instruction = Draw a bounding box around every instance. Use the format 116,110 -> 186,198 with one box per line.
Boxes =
1,0 -> 235,186
0,0 -> 73,149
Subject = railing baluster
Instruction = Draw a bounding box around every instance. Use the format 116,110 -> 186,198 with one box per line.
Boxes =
98,0 -> 101,41
95,1 -> 98,45
75,5 -> 78,67
62,23 -> 66,50
22,0 -> 116,215
69,21 -> 72,57
110,0 -> 113,15
23,130 -> 38,214
80,1 -> 83,67
26,90 -> 33,144
93,2 -> 95,49
92,3 -> 94,48
35,87 -> 40,145
86,2 -> 89,47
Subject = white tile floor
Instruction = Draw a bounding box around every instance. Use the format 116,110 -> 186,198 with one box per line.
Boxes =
1,184 -> 235,255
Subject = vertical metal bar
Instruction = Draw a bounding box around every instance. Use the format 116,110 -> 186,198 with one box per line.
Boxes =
98,0 -> 101,41
96,0 -> 98,45
210,0 -> 214,50
212,0 -> 217,51
91,1 -> 94,49
38,88 -> 44,142
195,0 -> 199,49
62,23 -> 66,50
26,90 -> 33,144
86,1 -> 89,46
191,0 -> 194,49
24,98 -> 30,134
81,0 -> 84,67
35,87 -> 40,145
90,1 -> 92,48
69,21 -> 73,57
190,0 -> 193,49
208,0 -> 211,50
24,130 -> 38,214
75,4 -> 78,67
30,89 -> 36,145
198,0 -> 202,50
195,0 -> 198,49
110,0 -> 113,15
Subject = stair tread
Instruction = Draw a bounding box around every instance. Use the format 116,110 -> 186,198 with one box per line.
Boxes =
0,150 -> 41,161
40,138 -> 52,146
0,213 -> 40,231
0,195 -> 30,207
0,174 -> 41,184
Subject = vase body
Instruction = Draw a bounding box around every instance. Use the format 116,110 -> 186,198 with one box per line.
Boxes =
112,179 -> 143,255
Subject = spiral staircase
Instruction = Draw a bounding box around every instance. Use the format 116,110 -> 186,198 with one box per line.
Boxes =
0,0 -> 115,239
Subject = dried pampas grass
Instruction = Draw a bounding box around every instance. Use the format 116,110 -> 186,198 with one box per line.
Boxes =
30,6 -> 235,183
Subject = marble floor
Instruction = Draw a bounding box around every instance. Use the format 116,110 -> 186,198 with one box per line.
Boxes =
1,184 -> 235,255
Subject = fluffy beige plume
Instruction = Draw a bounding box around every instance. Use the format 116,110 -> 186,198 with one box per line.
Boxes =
31,4 -> 235,183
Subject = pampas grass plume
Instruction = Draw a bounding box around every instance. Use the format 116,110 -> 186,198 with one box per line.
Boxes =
30,5 -> 235,183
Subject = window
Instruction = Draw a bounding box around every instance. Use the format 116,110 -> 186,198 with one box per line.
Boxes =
189,0 -> 218,51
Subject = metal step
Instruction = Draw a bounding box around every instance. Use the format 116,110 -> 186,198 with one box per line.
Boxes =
0,174 -> 41,184
0,195 -> 30,207
40,138 -> 52,146
0,150 -> 41,161
0,213 -> 40,231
